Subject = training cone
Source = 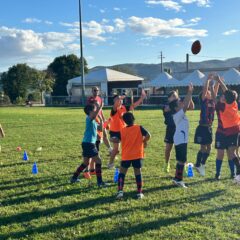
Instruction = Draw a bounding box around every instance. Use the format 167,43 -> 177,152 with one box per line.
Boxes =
114,167 -> 119,183
187,163 -> 194,178
23,151 -> 29,161
32,162 -> 38,174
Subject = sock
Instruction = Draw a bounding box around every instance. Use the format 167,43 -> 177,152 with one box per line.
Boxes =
228,159 -> 235,175
73,163 -> 87,178
175,163 -> 184,181
201,153 -> 210,165
232,157 -> 240,175
135,174 -> 143,193
96,163 -> 103,185
118,173 -> 125,191
216,159 -> 223,176
195,151 -> 202,167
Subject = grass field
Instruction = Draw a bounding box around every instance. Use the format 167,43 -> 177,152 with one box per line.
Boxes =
0,107 -> 240,240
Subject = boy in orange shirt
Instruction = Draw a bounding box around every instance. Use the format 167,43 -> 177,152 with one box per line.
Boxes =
116,112 -> 151,199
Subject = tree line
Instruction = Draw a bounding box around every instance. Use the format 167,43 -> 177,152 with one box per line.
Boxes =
0,54 -> 88,104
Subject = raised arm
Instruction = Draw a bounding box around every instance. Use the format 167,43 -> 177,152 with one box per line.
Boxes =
215,75 -> 227,93
91,101 -> 103,120
130,89 -> 146,111
183,83 -> 193,112
202,73 -> 213,101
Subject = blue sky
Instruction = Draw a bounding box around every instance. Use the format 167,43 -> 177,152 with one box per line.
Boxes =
0,0 -> 239,72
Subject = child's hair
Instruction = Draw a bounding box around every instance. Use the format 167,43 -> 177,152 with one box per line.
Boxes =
113,95 -> 119,101
168,90 -> 178,99
123,112 -> 135,125
224,90 -> 237,104
169,99 -> 178,113
84,104 -> 95,115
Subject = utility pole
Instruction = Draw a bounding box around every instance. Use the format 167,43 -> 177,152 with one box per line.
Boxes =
186,53 -> 189,72
158,51 -> 165,73
79,0 -> 85,105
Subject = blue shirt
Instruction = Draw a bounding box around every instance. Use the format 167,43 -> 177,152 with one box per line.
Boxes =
82,116 -> 98,143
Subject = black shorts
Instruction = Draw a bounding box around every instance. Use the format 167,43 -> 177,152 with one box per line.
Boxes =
215,132 -> 239,149
121,159 -> 143,169
175,143 -> 187,163
82,142 -> 98,158
96,140 -> 101,151
109,131 -> 121,141
194,125 -> 212,145
164,126 -> 175,144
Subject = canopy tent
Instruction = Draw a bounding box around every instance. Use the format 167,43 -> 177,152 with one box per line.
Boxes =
67,68 -> 144,95
140,72 -> 181,88
222,68 -> 240,85
180,70 -> 207,87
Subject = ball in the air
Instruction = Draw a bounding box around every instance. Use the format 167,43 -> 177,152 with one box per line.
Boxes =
191,40 -> 201,55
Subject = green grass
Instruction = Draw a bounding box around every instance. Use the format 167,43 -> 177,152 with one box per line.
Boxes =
0,107 -> 239,240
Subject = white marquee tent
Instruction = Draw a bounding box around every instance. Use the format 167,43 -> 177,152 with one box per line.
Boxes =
180,70 -> 207,87
222,68 -> 240,85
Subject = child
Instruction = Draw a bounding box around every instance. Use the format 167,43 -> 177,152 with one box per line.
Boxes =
162,90 -> 179,173
194,74 -> 217,176
108,90 -> 146,169
116,112 -> 151,199
70,101 -> 107,187
213,76 -> 240,183
169,83 -> 194,188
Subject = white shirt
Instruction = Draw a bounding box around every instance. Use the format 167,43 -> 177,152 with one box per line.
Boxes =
173,109 -> 189,146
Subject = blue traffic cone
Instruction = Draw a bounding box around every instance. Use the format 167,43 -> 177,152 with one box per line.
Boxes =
114,167 -> 119,183
187,164 -> 194,178
23,151 -> 29,161
32,162 -> 38,174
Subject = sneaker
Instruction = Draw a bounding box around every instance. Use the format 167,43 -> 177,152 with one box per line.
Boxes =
215,174 -> 221,180
108,162 -> 115,169
164,163 -> 170,173
195,164 -> 205,176
83,172 -> 92,179
98,181 -> 109,188
116,191 -> 124,200
233,174 -> 240,184
172,178 -> 188,188
70,176 -> 80,184
137,192 -> 144,199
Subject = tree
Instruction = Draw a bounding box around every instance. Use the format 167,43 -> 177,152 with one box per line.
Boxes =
32,71 -> 55,104
47,54 -> 88,96
1,64 -> 37,103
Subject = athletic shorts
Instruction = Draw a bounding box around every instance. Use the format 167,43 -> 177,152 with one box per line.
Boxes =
164,126 -> 176,144
194,125 -> 212,145
175,143 -> 187,163
109,131 -> 121,141
82,142 -> 98,158
121,159 -> 143,169
215,132 -> 239,149
96,140 -> 101,151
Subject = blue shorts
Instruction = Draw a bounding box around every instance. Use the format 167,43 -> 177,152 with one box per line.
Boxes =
121,159 -> 143,169
82,142 -> 98,158
109,131 -> 121,141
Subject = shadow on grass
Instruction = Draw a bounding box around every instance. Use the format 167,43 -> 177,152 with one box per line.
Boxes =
0,189 -> 230,239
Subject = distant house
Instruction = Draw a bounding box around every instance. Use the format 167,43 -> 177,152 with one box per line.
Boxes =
66,68 -> 144,104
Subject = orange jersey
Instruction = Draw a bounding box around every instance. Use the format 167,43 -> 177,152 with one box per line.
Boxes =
109,106 -> 127,132
121,125 -> 144,161
220,102 -> 240,128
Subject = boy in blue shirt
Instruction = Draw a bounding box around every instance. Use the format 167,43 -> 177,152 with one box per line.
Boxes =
70,101 -> 107,187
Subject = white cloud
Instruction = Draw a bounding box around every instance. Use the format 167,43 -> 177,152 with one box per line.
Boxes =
181,0 -> 211,7
145,0 -> 182,12
113,7 -> 121,11
44,21 -> 53,25
184,17 -> 201,26
114,19 -> 126,32
23,18 -> 42,23
86,55 -> 95,61
222,29 -> 239,36
128,16 -> 207,38
100,9 -> 105,13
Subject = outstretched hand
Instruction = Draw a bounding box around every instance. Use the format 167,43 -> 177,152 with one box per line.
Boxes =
188,83 -> 194,93
141,89 -> 147,99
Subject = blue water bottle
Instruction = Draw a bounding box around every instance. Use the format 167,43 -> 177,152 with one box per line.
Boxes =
114,167 -> 119,183
23,151 -> 29,161
187,163 -> 194,178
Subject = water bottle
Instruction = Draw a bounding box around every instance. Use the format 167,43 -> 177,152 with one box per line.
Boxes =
32,162 -> 38,174
187,163 -> 194,178
114,167 -> 119,183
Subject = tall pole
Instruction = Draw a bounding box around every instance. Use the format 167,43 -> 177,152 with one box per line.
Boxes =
158,51 -> 165,73
79,0 -> 85,105
186,53 -> 189,72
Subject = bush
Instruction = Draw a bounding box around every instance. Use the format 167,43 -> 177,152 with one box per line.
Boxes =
28,92 -> 41,102
0,94 -> 11,105
15,96 -> 25,105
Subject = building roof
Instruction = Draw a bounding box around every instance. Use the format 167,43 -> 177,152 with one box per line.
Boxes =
180,70 -> 207,87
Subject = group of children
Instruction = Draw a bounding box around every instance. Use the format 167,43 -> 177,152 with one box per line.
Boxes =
71,74 -> 240,198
